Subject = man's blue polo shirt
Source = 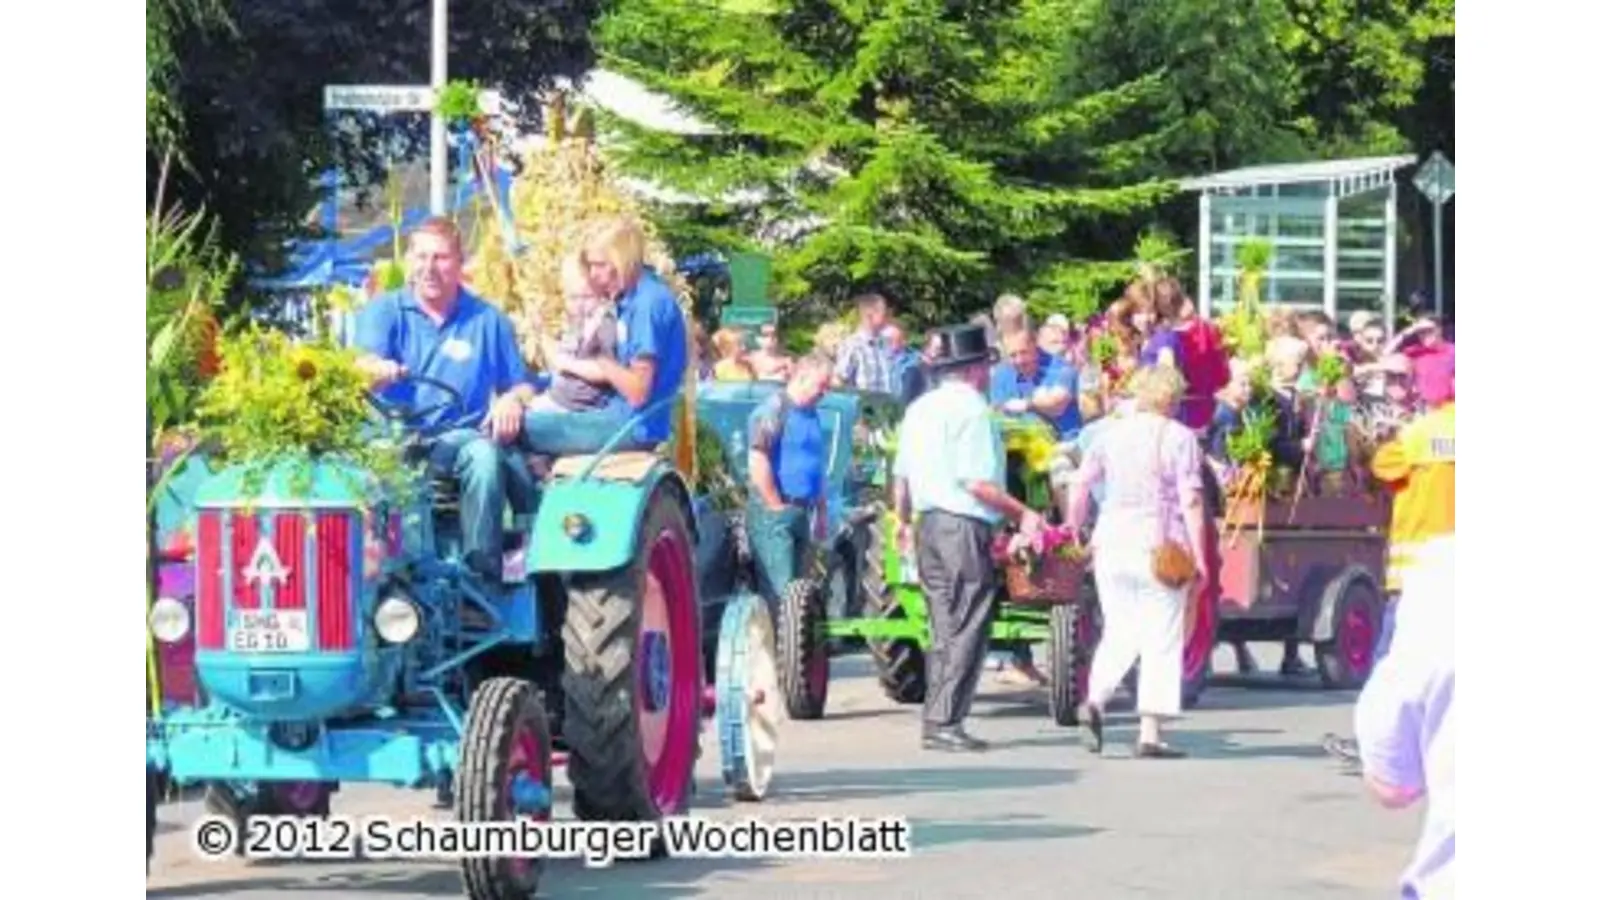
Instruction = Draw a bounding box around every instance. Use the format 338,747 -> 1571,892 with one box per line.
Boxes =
609,269 -> 688,443
747,392 -> 826,505
990,350 -> 1082,436
354,288 -> 530,430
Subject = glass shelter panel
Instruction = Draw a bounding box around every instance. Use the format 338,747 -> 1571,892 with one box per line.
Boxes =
1207,195 -> 1328,312
1333,194 -> 1388,326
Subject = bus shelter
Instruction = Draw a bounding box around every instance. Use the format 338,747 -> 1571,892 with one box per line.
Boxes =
1180,155 -> 1415,332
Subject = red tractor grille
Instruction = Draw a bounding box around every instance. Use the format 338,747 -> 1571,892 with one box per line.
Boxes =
231,514 -> 261,610
196,511 -> 223,650
315,512 -> 355,651
193,509 -> 360,652
273,513 -> 306,610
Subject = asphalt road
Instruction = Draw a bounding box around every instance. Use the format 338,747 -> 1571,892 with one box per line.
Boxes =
147,645 -> 1418,900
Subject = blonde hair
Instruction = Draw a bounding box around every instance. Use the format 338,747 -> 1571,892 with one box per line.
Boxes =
581,216 -> 647,287
1264,305 -> 1297,339
559,253 -> 590,298
1130,364 -> 1188,414
711,328 -> 745,360
993,294 -> 1031,336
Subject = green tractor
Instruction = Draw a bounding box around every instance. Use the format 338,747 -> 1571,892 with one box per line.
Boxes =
779,418 -> 1218,724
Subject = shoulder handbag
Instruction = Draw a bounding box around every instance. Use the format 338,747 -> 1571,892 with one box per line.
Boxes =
1151,421 -> 1199,590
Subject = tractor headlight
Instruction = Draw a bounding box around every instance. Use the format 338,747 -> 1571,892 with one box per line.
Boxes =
374,595 -> 421,644
149,597 -> 191,644
563,513 -> 593,543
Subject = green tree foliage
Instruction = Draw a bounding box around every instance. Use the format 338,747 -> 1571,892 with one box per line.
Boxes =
147,0 -> 232,155
1280,0 -> 1455,155
595,0 -> 1183,327
1073,0 -> 1307,174
156,0 -> 602,279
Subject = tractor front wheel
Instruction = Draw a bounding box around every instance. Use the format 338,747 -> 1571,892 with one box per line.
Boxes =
563,491 -> 702,823
777,577 -> 829,720
457,677 -> 553,900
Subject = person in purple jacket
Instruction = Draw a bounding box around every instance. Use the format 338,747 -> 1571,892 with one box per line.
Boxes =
1354,536 -> 1454,899
1132,291 -> 1183,370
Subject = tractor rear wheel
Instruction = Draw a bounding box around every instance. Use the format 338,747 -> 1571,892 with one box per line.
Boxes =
457,677 -> 553,900
861,516 -> 926,705
777,576 -> 829,720
563,491 -> 701,823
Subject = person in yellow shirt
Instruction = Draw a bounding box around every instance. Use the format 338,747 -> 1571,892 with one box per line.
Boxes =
1372,399 -> 1455,596
1326,392 -> 1453,765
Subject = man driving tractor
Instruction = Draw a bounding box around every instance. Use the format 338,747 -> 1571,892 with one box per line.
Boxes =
353,217 -> 535,585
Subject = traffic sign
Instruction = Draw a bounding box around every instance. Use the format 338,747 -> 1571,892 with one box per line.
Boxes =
1412,151 -> 1455,205
323,84 -> 506,116
323,85 -> 435,113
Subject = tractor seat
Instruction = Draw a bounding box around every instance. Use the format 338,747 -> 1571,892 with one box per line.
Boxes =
546,450 -> 662,483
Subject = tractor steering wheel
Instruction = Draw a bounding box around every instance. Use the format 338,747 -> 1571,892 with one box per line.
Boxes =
367,373 -> 475,434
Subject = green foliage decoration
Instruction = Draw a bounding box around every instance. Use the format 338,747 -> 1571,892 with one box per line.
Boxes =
436,79 -> 486,125
196,328 -> 417,506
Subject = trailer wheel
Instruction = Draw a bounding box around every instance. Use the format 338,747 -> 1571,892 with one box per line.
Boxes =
1315,573 -> 1383,689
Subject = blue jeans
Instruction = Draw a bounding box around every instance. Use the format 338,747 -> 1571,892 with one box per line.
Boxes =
746,502 -> 813,607
424,429 -> 514,577
518,405 -> 640,457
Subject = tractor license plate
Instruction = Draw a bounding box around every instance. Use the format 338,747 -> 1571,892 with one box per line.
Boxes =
228,610 -> 310,653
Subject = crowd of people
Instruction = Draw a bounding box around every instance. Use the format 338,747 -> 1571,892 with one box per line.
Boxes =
351,216 -> 1452,896
718,277 -> 1453,895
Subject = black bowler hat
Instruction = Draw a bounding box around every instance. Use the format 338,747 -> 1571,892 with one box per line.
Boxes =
929,323 -> 996,371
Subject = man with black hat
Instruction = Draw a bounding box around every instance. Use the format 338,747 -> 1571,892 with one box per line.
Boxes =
893,323 -> 1046,751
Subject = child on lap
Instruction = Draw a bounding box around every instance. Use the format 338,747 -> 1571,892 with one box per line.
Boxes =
528,257 -> 620,413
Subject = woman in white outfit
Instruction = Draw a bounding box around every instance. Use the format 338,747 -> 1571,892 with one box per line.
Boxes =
1065,365 -> 1209,758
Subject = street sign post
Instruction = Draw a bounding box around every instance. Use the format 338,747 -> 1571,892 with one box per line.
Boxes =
1412,151 -> 1455,318
322,77 -> 503,225
322,85 -> 435,113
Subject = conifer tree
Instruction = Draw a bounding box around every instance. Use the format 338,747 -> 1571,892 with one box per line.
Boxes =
594,0 -> 1182,326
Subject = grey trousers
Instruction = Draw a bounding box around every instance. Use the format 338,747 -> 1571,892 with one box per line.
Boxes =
916,510 -> 999,728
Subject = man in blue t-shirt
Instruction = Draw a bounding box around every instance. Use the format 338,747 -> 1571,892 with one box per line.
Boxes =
520,219 -> 689,456
354,218 -> 535,583
744,353 -> 832,608
989,329 -> 1082,438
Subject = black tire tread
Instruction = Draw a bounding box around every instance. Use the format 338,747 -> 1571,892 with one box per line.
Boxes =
457,676 -> 550,900
861,515 -> 927,704
562,494 -> 700,822
777,577 -> 829,720
1048,604 -> 1085,726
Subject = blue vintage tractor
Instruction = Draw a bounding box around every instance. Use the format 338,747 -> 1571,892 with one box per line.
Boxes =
693,381 -> 898,720
146,376 -> 779,897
